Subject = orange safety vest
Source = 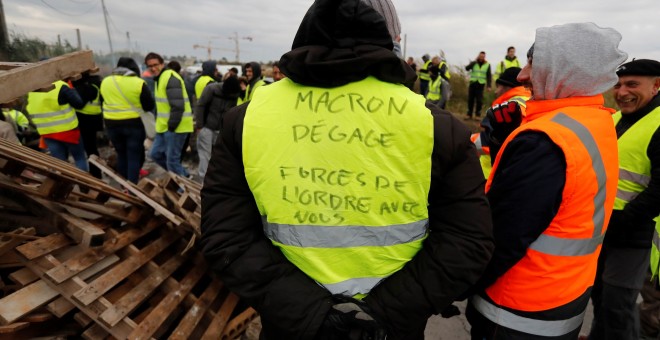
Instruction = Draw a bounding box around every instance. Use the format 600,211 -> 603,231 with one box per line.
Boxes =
477,95 -> 618,336
492,86 -> 532,107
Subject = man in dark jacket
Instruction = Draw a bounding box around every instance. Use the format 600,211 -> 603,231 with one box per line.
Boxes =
194,75 -> 240,180
200,0 -> 494,339
586,59 -> 660,340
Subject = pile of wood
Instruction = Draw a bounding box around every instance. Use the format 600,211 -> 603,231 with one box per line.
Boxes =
0,138 -> 257,339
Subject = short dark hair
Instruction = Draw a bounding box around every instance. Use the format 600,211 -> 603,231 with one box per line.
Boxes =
145,52 -> 163,64
479,51 -> 486,55
167,60 -> 181,73
507,46 -> 515,52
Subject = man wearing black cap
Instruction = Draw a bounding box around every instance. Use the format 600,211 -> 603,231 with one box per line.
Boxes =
586,59 -> 660,340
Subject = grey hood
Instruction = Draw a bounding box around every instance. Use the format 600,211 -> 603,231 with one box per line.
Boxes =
531,22 -> 627,100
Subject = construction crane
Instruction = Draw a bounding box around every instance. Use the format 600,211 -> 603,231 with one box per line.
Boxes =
192,39 -> 233,61
228,32 -> 253,63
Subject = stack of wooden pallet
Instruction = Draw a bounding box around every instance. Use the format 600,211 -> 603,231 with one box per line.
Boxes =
0,138 -> 258,339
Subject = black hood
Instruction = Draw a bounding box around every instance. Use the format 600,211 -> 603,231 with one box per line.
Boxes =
279,0 -> 416,88
246,62 -> 262,87
116,57 -> 140,76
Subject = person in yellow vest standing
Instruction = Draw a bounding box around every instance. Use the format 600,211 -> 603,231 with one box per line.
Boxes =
465,51 -> 492,120
26,79 -> 89,171
145,52 -> 193,177
585,59 -> 660,340
2,105 -> 31,143
200,0 -> 494,338
466,23 -> 626,339
100,57 -> 156,184
418,53 -> 432,96
72,72 -> 104,179
494,46 -> 521,81
237,62 -> 265,105
194,60 -> 218,101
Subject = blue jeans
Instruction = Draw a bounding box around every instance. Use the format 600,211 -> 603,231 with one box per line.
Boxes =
44,136 -> 89,172
106,125 -> 145,183
149,131 -> 189,176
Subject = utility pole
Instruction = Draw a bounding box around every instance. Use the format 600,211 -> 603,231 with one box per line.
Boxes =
76,28 -> 82,50
101,0 -> 115,66
403,33 -> 407,59
0,0 -> 8,60
126,31 -> 131,54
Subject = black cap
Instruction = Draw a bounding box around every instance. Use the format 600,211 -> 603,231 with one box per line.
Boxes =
496,67 -> 522,88
616,59 -> 660,77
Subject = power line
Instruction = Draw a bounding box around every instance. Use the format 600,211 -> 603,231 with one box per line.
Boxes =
39,0 -> 97,16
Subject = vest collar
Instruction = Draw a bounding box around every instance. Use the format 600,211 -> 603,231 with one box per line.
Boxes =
525,95 -> 606,122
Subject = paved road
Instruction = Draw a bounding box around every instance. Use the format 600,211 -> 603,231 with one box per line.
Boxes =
424,300 -> 594,339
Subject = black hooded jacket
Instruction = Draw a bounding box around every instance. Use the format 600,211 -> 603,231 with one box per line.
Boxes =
200,0 -> 494,338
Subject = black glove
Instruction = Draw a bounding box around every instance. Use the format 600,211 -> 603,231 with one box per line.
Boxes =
482,101 -> 523,145
321,296 -> 386,340
440,304 -> 461,318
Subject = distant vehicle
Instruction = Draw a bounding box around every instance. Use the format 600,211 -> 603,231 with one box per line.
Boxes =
184,63 -> 243,78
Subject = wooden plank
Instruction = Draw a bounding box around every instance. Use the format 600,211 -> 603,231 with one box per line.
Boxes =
8,267 -> 39,286
0,253 -> 118,325
44,218 -> 160,284
74,311 -> 93,327
29,198 -> 106,248
0,50 -> 96,104
168,280 -> 223,340
127,264 -> 206,340
0,322 -> 30,334
0,280 -> 58,325
81,323 -> 110,340
46,296 -> 76,318
98,255 -> 186,328
220,308 -> 258,340
200,293 -> 240,340
15,233 -> 72,260
0,227 -> 35,256
63,200 -> 143,224
72,231 -> 178,306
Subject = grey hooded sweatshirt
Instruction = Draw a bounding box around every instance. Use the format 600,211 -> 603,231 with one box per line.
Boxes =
531,22 -> 627,100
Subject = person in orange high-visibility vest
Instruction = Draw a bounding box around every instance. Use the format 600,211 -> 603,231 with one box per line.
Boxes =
466,23 -> 627,339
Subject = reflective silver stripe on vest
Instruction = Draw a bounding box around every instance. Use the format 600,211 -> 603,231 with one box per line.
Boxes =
529,113 -> 607,256
619,168 -> 651,187
472,295 -> 586,337
157,112 -> 193,118
654,228 -> 660,250
617,188 -> 639,202
33,114 -> 77,128
155,98 -> 169,103
322,277 -> 384,296
31,106 -> 74,118
263,219 -> 428,248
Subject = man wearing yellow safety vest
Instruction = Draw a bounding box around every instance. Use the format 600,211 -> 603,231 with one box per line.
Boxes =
200,0 -> 495,338
194,60 -> 218,101
100,57 -> 155,184
2,106 -> 31,142
237,62 -> 265,105
430,55 -> 451,109
144,52 -> 193,177
585,59 -> 660,340
465,51 -> 492,121
72,72 -> 104,178
26,79 -> 89,171
466,23 -> 626,339
493,46 -> 521,81
417,53 -> 432,97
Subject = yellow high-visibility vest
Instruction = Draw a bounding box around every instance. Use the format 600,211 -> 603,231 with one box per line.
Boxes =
26,81 -> 78,135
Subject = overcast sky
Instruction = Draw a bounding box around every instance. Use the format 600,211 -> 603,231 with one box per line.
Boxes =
5,0 -> 660,67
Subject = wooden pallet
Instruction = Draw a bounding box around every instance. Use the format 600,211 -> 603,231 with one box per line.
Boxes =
90,155 -> 198,237
5,217 -> 250,339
